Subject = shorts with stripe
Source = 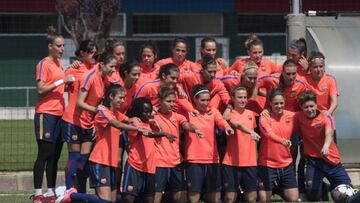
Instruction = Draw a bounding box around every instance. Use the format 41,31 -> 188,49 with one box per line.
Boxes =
122,161 -> 155,196
60,119 -> 93,144
89,161 -> 116,189
34,113 -> 62,143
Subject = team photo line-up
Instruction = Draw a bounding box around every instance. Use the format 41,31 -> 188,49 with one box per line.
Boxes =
32,26 -> 354,203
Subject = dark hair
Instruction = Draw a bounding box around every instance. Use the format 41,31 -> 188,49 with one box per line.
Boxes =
75,39 -> 97,57
298,90 -> 317,106
120,60 -> 140,78
98,53 -> 117,65
192,84 -> 210,98
158,86 -> 176,101
46,26 -> 62,44
102,84 -> 124,108
289,38 -> 307,57
171,37 -> 189,51
127,97 -> 153,118
201,37 -> 217,49
201,54 -> 216,69
279,59 -> 298,88
231,85 -> 247,97
308,51 -> 325,64
245,34 -> 263,50
268,88 -> 285,103
104,38 -> 125,54
139,40 -> 159,60
159,63 -> 179,79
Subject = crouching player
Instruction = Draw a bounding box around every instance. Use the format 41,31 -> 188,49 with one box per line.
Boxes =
61,84 -> 147,203
295,90 -> 351,201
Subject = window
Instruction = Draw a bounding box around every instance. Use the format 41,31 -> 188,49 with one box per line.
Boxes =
133,13 -> 223,36
109,13 -> 126,36
0,13 -> 58,35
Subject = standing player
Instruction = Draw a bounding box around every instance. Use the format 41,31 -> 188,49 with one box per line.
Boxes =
70,53 -> 117,193
286,38 -> 308,77
32,26 -> 74,203
222,86 -> 260,203
103,39 -> 126,86
226,34 -> 279,77
155,37 -> 196,72
153,86 -> 203,203
258,89 -> 299,202
138,41 -> 160,84
184,85 -> 234,203
122,98 -> 176,203
295,90 -> 351,201
62,84 -> 147,203
61,39 -> 97,192
192,37 -> 227,77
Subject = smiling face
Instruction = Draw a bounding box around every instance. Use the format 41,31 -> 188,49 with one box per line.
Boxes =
270,95 -> 285,115
194,92 -> 210,112
248,44 -> 263,64
201,41 -> 217,58
101,58 -> 117,77
232,89 -> 248,110
124,65 -> 141,84
160,94 -> 176,114
310,58 -> 325,81
111,91 -> 126,110
282,65 -> 297,86
172,42 -> 187,63
201,64 -> 217,83
48,37 -> 65,60
161,70 -> 179,89
81,46 -> 97,65
140,103 -> 153,122
242,69 -> 258,88
287,48 -> 301,63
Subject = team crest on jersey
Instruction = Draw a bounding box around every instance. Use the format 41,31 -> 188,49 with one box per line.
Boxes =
261,67 -> 267,71
171,118 -> 177,124
322,85 -> 328,91
291,91 -> 297,97
247,115 -> 253,120
127,185 -> 134,192
100,178 -> 107,184
72,134 -> 78,141
314,124 -> 322,129
45,132 -> 51,139
285,117 -> 291,123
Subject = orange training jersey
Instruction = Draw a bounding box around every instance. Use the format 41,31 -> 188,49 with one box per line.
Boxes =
227,58 -> 278,78
179,70 -> 231,108
62,63 -> 96,124
134,79 -> 195,113
127,120 -> 156,173
184,107 -> 230,164
35,58 -> 65,116
258,75 -> 308,112
295,111 -> 340,165
139,63 -> 159,85
223,109 -> 257,167
258,110 -> 295,168
73,68 -> 105,129
89,108 -> 126,167
153,112 -> 187,167
155,57 -> 196,72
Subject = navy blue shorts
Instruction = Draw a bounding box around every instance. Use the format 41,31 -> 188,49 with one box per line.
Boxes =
122,162 -> 155,196
89,161 -> 116,189
222,165 -> 258,192
155,164 -> 185,192
291,133 -> 301,146
185,163 -> 222,193
305,157 -> 351,191
34,113 -> 62,143
258,164 -> 298,191
60,119 -> 93,144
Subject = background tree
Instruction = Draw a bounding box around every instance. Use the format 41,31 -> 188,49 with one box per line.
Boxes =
56,0 -> 121,49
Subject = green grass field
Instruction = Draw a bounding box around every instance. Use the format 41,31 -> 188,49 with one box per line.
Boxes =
0,120 -> 67,171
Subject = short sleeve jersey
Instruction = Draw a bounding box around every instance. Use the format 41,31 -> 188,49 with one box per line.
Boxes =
155,57 -> 196,72
73,68 -> 105,129
227,58 -> 279,78
127,120 -> 156,174
295,111 -> 340,165
258,110 -> 295,168
223,109 -> 257,167
184,108 -> 229,164
35,58 -> 66,116
89,108 -> 126,167
153,112 -> 187,167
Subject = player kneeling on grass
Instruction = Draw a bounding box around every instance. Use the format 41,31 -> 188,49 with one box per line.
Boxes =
61,84 -> 149,203
295,90 -> 352,201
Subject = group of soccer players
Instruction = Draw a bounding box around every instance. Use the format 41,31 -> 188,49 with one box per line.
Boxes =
32,26 -> 352,203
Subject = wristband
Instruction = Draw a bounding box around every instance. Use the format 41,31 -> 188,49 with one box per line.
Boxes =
54,79 -> 64,87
